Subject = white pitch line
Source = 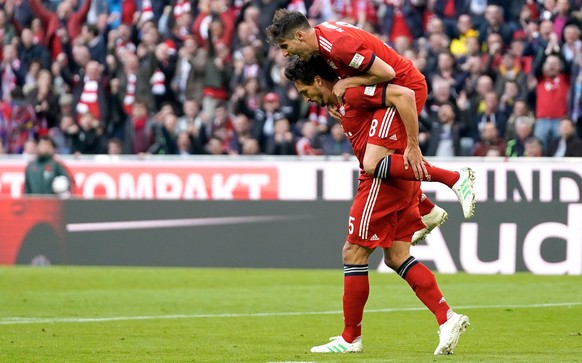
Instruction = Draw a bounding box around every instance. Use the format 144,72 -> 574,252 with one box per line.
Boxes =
0,302 -> 580,326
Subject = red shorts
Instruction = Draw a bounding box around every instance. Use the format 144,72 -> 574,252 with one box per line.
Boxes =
347,177 -> 424,248
368,80 -> 428,152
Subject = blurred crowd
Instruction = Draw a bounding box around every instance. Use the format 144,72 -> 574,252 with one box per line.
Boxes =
1,0 -> 582,158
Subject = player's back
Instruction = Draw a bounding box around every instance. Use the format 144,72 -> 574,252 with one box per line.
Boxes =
314,21 -> 425,87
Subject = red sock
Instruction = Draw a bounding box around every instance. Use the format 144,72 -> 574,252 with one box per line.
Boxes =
397,257 -> 450,325
377,154 -> 460,188
418,193 -> 435,216
342,264 -> 369,343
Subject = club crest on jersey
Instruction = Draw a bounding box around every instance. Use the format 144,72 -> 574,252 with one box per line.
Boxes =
364,85 -> 376,96
349,53 -> 365,68
327,60 -> 338,70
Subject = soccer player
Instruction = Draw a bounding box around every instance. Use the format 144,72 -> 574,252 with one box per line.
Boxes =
284,55 -> 470,356
265,10 -> 476,240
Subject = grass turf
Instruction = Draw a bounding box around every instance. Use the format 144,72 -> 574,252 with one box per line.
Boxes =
0,267 -> 581,362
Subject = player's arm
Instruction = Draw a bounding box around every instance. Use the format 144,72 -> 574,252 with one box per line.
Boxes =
333,57 -> 396,102
360,84 -> 428,179
383,84 -> 428,179
331,36 -> 396,100
383,84 -> 420,150
337,57 -> 396,91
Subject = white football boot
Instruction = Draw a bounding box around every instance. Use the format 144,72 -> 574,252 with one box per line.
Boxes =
434,312 -> 470,355
411,205 -> 448,245
452,168 -> 476,219
310,335 -> 363,353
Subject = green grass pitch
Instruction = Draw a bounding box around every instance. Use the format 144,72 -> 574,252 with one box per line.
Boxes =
1,267 -> 581,362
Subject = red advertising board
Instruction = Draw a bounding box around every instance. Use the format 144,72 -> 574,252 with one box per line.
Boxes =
0,161 -> 279,200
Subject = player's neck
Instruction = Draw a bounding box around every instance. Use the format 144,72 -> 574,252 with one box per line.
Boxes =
305,29 -> 319,54
328,82 -> 341,105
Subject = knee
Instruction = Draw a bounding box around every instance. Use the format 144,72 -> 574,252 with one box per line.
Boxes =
384,250 -> 410,271
342,242 -> 371,265
383,255 -> 400,271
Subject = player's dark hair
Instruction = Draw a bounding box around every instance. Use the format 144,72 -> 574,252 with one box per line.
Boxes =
284,55 -> 338,85
265,10 -> 311,45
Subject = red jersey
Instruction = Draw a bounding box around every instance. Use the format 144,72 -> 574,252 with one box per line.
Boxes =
340,83 -> 407,178
314,21 -> 425,88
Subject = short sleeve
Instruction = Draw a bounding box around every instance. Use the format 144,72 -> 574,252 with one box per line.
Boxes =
331,35 -> 376,74
344,83 -> 388,109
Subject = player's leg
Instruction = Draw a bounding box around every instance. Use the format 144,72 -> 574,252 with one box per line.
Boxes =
364,141 -> 476,219
384,197 -> 469,355
412,193 -> 449,245
311,178 -> 402,354
310,240 -> 373,353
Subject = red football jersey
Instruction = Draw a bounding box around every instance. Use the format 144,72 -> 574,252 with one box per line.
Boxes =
314,21 -> 425,88
340,83 -> 391,178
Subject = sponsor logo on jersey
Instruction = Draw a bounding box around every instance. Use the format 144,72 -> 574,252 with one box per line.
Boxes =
349,53 -> 365,68
327,60 -> 338,69
370,234 -> 380,241
389,134 -> 398,141
364,85 -> 376,96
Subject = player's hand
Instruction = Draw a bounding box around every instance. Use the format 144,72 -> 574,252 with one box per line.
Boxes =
331,79 -> 350,104
403,145 -> 428,180
326,104 -> 342,121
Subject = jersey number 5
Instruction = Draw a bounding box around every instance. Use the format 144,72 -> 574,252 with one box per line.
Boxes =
348,216 -> 355,234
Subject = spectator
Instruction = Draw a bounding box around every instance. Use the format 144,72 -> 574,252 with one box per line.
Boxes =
472,122 -> 506,157
322,123 -> 353,158
434,0 -> 471,38
201,37 -> 233,121
469,91 -> 507,142
26,69 -> 60,129
24,136 -> 72,195
506,116 -> 535,157
176,131 -> 192,157
265,116 -> 296,155
228,113 -> 254,155
492,49 -> 528,98
478,5 -> 514,46
81,23 -> 107,65
425,103 -> 462,157
18,28 -> 51,71
561,24 -> 581,68
532,40 -> 571,148
498,80 -> 522,116
54,114 -> 76,154
449,14 -> 479,59
1,44 -> 25,102
149,112 -> 178,155
107,137 -> 123,155
178,99 -> 203,133
29,0 -> 93,60
0,9 -> 16,50
201,102 -> 234,149
380,0 -> 423,45
73,60 -> 109,127
128,100 -> 152,154
547,117 -> 582,157
505,99 -> 534,140
524,136 -> 544,157
205,136 -> 226,155
523,19 -> 555,59
172,37 -> 207,104
241,137 -> 261,155
296,121 -> 322,156
70,112 -> 103,154
254,92 -> 284,151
